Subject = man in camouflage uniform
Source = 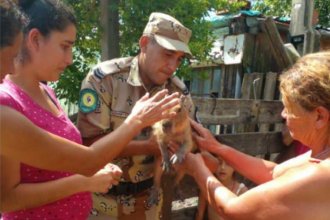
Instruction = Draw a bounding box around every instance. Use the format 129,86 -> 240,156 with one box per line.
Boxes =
77,12 -> 195,220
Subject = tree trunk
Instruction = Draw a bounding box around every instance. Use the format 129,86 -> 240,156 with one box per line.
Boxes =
100,0 -> 120,61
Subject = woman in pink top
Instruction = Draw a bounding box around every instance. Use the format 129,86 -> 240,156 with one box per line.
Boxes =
0,75 -> 98,219
0,1 -> 121,219
0,1 -> 179,177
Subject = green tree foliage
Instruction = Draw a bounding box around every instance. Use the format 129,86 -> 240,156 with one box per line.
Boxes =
315,0 -> 330,26
253,0 -> 330,26
54,0 -> 244,105
118,0 -> 214,79
52,0 -> 101,104
253,0 -> 291,17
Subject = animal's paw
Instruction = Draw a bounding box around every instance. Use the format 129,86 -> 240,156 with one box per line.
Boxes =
146,186 -> 160,208
162,161 -> 171,172
170,153 -> 185,164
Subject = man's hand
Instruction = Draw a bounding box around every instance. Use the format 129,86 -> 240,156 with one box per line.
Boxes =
146,135 -> 161,156
146,138 -> 182,160
167,140 -> 181,156
172,151 -> 220,177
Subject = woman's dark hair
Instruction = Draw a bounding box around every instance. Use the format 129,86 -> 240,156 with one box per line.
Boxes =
18,0 -> 77,37
0,0 -> 27,48
16,0 -> 76,63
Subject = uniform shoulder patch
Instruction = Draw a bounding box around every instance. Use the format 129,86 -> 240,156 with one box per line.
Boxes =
92,57 -> 133,81
78,88 -> 99,113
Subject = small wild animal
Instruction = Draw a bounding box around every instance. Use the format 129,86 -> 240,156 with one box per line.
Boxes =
147,95 -> 195,207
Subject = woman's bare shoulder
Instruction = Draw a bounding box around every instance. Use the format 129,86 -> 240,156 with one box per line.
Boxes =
273,152 -> 311,178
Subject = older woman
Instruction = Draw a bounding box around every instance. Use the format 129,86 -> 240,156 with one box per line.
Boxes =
184,51 -> 330,220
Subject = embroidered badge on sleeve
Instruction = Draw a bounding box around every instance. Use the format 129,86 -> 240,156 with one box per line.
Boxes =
79,89 -> 99,113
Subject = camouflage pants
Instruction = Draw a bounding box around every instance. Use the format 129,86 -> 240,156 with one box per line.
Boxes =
88,189 -> 163,220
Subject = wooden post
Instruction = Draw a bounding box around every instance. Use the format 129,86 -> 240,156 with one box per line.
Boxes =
261,17 -> 294,70
289,0 -> 321,55
241,73 -> 264,100
239,72 -> 264,132
289,0 -> 306,55
259,72 -> 278,132
161,173 -> 175,220
289,0 -> 306,37
303,0 -> 321,55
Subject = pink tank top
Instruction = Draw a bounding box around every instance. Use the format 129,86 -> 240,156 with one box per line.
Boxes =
0,79 -> 92,220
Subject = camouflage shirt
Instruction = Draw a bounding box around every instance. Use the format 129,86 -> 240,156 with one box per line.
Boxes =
77,56 -> 195,183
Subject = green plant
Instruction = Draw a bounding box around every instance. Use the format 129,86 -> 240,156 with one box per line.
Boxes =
55,0 -> 244,104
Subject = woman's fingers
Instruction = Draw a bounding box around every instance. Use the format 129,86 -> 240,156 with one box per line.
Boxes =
201,151 -> 219,173
149,89 -> 169,102
144,91 -> 180,121
148,90 -> 180,109
158,92 -> 180,110
190,119 -> 204,135
139,92 -> 151,102
104,163 -> 122,184
190,119 -> 214,139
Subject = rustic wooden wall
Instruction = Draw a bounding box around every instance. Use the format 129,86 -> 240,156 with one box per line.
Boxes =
167,17 -> 294,220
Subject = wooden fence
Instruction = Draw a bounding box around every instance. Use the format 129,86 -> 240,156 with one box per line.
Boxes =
193,97 -> 284,155
167,73 -> 287,219
168,97 -> 285,219
167,17 -> 291,217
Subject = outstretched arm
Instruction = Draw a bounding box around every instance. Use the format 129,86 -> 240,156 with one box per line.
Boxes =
195,191 -> 207,220
0,90 -> 179,175
191,120 -> 277,184
184,153 -> 330,220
